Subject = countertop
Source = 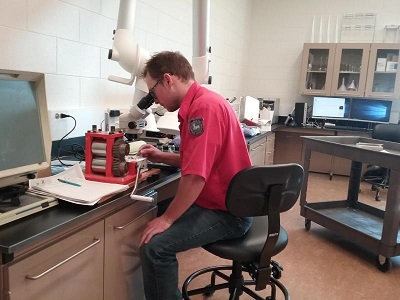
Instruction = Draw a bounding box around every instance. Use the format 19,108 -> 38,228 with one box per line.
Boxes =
245,124 -> 282,144
0,170 -> 180,259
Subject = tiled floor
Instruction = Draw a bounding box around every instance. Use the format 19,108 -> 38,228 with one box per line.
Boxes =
177,172 -> 400,299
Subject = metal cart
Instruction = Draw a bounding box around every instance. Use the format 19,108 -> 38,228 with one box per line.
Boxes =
300,135 -> 400,272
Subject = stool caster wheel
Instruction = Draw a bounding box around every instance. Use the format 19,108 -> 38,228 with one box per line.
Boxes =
203,284 -> 215,297
305,219 -> 311,231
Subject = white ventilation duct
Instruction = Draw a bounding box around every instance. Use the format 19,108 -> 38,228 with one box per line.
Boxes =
192,0 -> 212,84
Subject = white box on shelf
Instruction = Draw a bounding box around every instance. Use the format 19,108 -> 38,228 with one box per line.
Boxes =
376,58 -> 387,71
386,61 -> 398,72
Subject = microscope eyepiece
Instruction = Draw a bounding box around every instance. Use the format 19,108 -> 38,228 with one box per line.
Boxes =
137,93 -> 155,110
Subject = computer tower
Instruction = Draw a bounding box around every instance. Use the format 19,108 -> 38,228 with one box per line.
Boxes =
294,102 -> 307,126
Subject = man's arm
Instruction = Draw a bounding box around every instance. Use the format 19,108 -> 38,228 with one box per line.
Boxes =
138,144 -> 180,167
139,174 -> 205,245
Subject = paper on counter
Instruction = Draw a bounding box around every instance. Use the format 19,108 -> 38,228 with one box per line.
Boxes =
29,165 -> 129,205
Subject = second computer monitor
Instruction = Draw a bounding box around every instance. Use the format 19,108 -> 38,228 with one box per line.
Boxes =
350,98 -> 392,123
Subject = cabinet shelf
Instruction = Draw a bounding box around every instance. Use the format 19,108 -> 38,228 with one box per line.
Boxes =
374,71 -> 397,74
339,71 -> 361,74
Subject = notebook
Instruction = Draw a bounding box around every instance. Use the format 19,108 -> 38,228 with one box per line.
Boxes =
29,165 -> 129,206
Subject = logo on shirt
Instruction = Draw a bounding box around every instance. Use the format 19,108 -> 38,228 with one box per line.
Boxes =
189,118 -> 204,136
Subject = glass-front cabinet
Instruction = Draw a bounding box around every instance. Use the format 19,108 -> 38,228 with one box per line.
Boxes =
365,43 -> 400,99
299,43 -> 336,96
299,43 -> 400,100
331,43 -> 370,97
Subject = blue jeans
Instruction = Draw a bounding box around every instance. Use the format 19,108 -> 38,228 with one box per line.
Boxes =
139,203 -> 253,300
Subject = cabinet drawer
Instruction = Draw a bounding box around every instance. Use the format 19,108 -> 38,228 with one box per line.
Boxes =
248,137 -> 267,151
4,221 -> 104,300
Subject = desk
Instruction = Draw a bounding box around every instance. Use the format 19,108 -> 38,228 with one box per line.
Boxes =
300,136 -> 400,272
0,170 -> 180,300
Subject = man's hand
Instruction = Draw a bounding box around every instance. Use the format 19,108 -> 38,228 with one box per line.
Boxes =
138,143 -> 181,167
138,144 -> 163,163
139,215 -> 172,246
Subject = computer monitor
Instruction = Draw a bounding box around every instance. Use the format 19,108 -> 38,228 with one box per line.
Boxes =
0,69 -> 51,188
311,96 -> 350,120
350,98 -> 392,123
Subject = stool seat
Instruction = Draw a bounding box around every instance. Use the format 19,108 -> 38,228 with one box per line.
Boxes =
204,216 -> 288,262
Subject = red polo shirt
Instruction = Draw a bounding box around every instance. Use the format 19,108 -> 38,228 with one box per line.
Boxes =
178,82 -> 251,210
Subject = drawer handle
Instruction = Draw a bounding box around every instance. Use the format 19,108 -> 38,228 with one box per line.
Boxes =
25,238 -> 101,280
114,206 -> 157,230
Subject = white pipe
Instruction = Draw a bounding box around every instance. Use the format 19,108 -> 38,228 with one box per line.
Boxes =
193,0 -> 210,57
117,0 -> 137,30
192,0 -> 211,84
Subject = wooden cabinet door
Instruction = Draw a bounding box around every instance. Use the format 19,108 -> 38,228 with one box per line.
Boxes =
330,43 -> 370,97
104,201 -> 157,300
299,43 -> 336,96
274,130 -> 305,165
365,43 -> 400,99
4,221 -> 104,300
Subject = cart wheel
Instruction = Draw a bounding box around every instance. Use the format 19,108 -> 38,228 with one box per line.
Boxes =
305,219 -> 311,231
375,255 -> 392,272
375,195 -> 383,202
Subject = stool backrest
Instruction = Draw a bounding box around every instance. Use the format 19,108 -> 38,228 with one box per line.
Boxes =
372,123 -> 400,143
226,163 -> 304,217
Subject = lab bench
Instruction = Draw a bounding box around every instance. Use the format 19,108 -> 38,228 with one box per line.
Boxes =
300,135 -> 400,272
0,170 -> 180,300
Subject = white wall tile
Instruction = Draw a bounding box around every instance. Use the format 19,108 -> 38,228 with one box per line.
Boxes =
61,0 -> 101,13
101,0 -> 119,19
80,77 -> 116,108
116,82 -> 137,109
158,12 -> 191,46
100,48 -> 132,79
135,1 -> 160,34
27,0 -> 79,41
80,9 -> 116,48
57,39 -> 100,77
0,0 -> 27,30
45,74 -> 80,110
0,27 -> 56,73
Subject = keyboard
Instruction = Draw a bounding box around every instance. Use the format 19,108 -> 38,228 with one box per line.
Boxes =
324,125 -> 371,132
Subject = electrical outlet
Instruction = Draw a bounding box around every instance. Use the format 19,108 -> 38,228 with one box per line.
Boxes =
48,109 -> 105,140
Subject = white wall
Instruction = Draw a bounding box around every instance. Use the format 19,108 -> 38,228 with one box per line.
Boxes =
246,0 -> 400,116
0,0 -> 253,139
1,0 -> 399,140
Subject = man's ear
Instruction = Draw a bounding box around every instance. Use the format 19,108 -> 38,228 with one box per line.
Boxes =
164,73 -> 173,86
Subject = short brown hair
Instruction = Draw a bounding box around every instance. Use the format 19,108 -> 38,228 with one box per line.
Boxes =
142,51 -> 195,82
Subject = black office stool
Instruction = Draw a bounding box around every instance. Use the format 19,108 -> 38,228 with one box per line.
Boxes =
362,123 -> 400,201
182,163 -> 304,300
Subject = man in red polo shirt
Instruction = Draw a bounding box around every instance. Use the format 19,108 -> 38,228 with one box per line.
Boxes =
138,51 -> 252,300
